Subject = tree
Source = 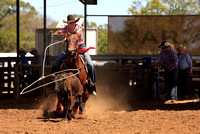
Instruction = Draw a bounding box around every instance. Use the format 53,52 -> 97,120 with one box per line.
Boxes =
0,10 -> 41,52
128,0 -> 200,15
0,0 -> 57,52
97,24 -> 108,55
87,22 -> 108,55
140,0 -> 168,15
74,15 -> 108,55
162,0 -> 200,15
0,0 -> 35,21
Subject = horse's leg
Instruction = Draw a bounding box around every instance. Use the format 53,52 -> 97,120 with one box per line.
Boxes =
78,95 -> 83,114
80,90 -> 90,114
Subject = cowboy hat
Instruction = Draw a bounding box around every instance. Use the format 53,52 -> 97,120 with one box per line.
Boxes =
63,15 -> 80,23
176,44 -> 186,50
158,41 -> 174,49
158,41 -> 166,48
164,41 -> 174,49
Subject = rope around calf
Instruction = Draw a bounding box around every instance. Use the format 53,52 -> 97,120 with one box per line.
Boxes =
20,68 -> 80,95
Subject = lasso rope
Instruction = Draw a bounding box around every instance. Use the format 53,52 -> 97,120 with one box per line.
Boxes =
20,40 -> 81,95
20,68 -> 80,95
42,40 -> 63,77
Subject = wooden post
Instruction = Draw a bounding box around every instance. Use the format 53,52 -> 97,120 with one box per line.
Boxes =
0,68 -> 3,99
14,64 -> 20,99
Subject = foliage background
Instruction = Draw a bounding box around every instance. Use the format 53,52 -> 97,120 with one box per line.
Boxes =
0,0 -> 200,53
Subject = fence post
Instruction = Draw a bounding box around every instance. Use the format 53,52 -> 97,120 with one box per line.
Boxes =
8,58 -> 11,94
0,68 -> 3,99
14,64 -> 20,99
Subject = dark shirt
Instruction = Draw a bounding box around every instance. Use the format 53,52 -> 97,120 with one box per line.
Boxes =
155,49 -> 178,70
20,54 -> 29,74
31,55 -> 43,65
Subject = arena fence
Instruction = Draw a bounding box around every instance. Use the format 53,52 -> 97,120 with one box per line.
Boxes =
0,56 -> 200,100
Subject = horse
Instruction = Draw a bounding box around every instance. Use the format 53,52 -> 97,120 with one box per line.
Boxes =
54,72 -> 83,121
58,33 -> 93,115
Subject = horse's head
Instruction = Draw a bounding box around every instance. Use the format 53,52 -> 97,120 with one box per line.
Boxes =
66,33 -> 79,59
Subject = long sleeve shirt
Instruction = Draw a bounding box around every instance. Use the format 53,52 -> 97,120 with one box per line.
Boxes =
177,52 -> 193,71
60,24 -> 84,47
155,49 -> 178,70
20,54 -> 30,73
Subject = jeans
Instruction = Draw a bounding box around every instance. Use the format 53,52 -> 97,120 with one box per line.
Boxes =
51,47 -> 96,83
164,68 -> 178,100
177,68 -> 190,96
84,52 -> 96,83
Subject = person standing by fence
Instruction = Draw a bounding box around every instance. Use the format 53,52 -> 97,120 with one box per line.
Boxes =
176,45 -> 193,99
19,48 -> 30,75
152,41 -> 178,102
30,48 -> 43,65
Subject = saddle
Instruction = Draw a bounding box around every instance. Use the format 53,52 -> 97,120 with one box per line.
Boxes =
60,54 -> 94,89
60,54 -> 88,74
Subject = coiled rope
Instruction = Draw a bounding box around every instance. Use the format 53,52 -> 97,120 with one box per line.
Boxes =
20,40 -> 80,95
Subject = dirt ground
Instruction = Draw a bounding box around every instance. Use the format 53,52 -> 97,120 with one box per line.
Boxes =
0,68 -> 200,134
0,92 -> 200,134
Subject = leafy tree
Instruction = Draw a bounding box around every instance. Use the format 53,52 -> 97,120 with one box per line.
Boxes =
0,0 -> 57,52
128,0 -> 200,15
0,0 -> 35,21
141,0 -> 168,15
0,10 -> 43,52
162,0 -> 200,15
0,0 -> 37,52
96,24 -> 108,55
74,15 -> 108,55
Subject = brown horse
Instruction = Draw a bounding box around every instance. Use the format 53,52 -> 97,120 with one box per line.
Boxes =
60,33 -> 92,114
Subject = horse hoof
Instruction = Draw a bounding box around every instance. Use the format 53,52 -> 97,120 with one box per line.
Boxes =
64,118 -> 68,121
92,91 -> 97,96
70,114 -> 75,119
79,111 -> 83,115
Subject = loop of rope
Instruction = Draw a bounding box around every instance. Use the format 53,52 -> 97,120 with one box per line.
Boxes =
20,68 -> 80,95
42,40 -> 63,77
20,40 -> 81,95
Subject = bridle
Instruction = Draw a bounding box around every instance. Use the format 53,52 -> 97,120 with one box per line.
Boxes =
66,34 -> 79,60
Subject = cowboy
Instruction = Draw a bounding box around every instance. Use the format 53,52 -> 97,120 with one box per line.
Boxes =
30,48 -> 43,86
52,14 -> 96,94
19,48 -> 30,74
30,48 -> 43,65
152,41 -> 178,102
176,44 -> 192,99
